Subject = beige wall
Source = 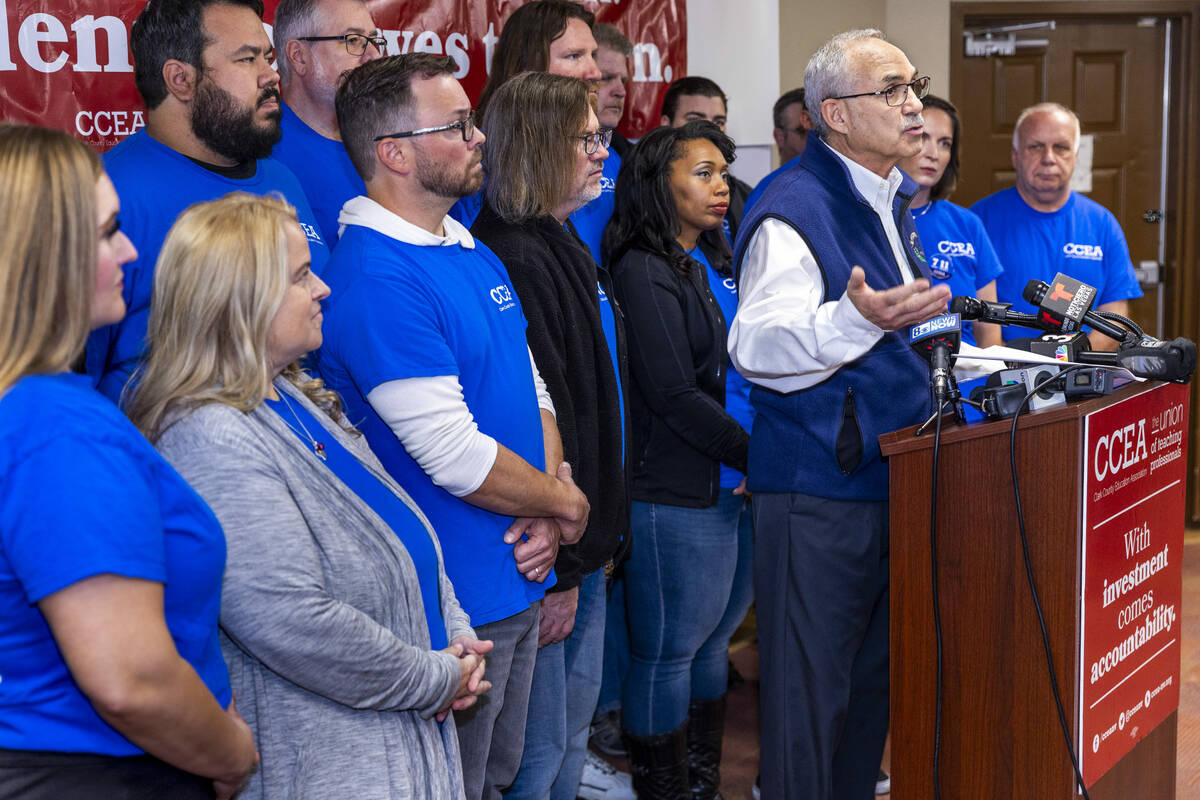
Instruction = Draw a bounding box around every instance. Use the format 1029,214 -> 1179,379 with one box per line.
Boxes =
777,0 -> 947,104
779,0 -> 1168,112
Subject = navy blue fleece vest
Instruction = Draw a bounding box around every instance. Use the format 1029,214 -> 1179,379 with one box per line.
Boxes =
733,139 -> 934,500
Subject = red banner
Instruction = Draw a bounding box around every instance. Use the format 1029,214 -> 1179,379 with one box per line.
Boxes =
1078,381 -> 1188,787
0,0 -> 684,152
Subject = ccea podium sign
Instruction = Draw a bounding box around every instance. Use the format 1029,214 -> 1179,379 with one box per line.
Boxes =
1079,381 -> 1188,786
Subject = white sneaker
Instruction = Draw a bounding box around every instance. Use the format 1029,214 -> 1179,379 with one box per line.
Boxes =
577,751 -> 636,800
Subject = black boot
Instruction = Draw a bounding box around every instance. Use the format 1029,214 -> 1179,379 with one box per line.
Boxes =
686,696 -> 726,800
621,722 -> 691,799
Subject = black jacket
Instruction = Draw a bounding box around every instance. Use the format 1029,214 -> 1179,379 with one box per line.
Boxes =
472,203 -> 631,591
610,245 -> 749,508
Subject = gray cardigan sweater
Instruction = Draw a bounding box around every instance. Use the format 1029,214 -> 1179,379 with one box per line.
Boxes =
156,376 -> 473,800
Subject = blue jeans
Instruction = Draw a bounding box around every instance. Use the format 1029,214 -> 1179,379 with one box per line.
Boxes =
596,572 -> 629,716
504,569 -> 606,800
621,489 -> 754,735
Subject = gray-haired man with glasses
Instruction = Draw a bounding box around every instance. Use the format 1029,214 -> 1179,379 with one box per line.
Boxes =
272,0 -> 384,244
729,29 -> 949,800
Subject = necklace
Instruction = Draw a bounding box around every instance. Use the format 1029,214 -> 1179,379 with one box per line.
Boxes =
275,391 -> 327,461
912,200 -> 934,219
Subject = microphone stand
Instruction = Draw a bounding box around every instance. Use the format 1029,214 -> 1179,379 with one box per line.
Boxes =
916,371 -> 966,437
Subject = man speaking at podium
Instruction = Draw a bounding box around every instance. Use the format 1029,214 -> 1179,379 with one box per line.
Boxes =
729,29 -> 951,800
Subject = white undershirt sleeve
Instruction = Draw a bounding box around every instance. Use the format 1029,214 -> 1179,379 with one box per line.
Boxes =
529,347 -> 555,417
728,218 -> 885,393
367,376 -> 499,498
364,347 -> 553,498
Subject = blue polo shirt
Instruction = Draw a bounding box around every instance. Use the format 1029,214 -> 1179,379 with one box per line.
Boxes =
0,373 -> 229,755
317,221 -> 550,625
273,102 -> 366,246
971,187 -> 1142,340
910,199 -> 1004,346
694,248 -> 754,488
88,130 -> 329,402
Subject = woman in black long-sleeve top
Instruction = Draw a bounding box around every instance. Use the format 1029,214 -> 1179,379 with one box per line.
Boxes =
602,121 -> 754,799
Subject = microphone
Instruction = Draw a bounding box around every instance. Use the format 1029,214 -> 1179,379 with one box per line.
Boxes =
1006,331 -> 1092,363
1077,336 -> 1197,383
949,295 -> 1045,332
1022,275 -> 1134,343
909,314 -> 962,404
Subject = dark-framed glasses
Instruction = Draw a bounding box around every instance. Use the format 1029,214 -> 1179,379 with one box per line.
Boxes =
571,128 -> 614,155
373,111 -> 476,143
832,76 -> 931,107
296,32 -> 387,57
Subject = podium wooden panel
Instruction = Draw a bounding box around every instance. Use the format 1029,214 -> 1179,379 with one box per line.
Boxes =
879,383 -> 1177,800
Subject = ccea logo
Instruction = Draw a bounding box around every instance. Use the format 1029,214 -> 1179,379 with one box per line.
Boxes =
1064,242 -> 1104,260
298,222 -> 322,244
722,277 -> 737,293
937,240 -> 976,258
1094,419 -> 1148,481
489,284 -> 513,306
76,109 -> 144,138
600,175 -> 616,192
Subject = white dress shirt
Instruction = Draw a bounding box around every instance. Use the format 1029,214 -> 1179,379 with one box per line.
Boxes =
728,138 -> 918,393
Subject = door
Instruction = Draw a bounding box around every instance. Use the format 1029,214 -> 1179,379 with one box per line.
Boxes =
951,13 -> 1175,338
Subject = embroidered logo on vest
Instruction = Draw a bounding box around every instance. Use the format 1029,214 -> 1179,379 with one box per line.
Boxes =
909,231 -> 926,263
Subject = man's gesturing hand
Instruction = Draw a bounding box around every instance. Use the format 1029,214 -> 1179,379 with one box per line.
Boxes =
845,266 -> 950,331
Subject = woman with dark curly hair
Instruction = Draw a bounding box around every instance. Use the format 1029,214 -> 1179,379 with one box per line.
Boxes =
602,121 -> 755,799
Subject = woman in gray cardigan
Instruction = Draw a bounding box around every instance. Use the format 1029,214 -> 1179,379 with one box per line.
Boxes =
126,193 -> 490,800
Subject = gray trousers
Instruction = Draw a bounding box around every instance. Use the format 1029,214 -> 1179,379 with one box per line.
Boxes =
752,491 -> 890,800
455,603 -> 541,800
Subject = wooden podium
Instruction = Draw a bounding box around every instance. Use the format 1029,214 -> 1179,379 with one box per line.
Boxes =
879,381 -> 1186,799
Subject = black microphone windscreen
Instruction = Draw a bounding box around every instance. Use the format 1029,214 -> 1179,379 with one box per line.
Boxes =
949,296 -> 977,318
1023,279 -> 1049,305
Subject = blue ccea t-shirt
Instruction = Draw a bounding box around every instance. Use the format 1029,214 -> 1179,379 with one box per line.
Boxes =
316,222 -> 550,626
569,149 -> 621,265
693,247 -> 755,489
87,130 -> 329,403
971,187 -> 1142,341
910,200 -> 1004,346
596,279 -> 625,459
0,373 -> 230,756
273,102 -> 367,247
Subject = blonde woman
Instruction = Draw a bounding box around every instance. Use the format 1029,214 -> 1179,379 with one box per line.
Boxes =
0,124 -> 257,799
127,192 -> 488,800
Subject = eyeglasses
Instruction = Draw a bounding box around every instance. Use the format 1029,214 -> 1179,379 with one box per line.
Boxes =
374,111 -> 476,143
570,128 -> 614,155
832,76 -> 931,107
296,33 -> 387,57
